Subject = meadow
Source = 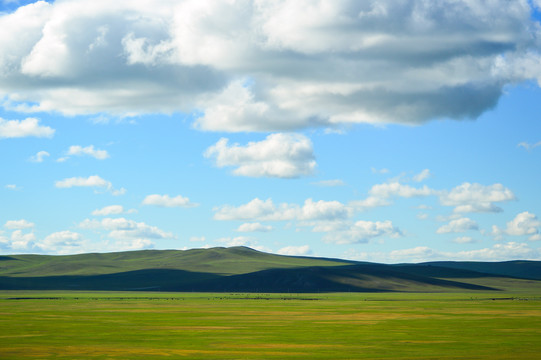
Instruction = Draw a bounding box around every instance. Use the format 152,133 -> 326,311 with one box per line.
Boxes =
1,291 -> 541,359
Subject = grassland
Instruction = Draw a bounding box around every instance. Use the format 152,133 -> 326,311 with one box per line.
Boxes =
3,247 -> 540,293
1,291 -> 541,359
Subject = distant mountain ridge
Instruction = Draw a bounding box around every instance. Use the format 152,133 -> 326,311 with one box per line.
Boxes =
1,247 -> 540,293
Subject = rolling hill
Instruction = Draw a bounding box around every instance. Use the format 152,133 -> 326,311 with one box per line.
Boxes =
1,247 -> 540,292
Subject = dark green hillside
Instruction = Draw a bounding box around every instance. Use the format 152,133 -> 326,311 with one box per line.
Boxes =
181,264 -> 497,293
425,260 -> 541,280
1,247 -> 540,292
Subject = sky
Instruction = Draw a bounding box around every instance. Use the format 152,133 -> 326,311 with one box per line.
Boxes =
1,0 -> 541,263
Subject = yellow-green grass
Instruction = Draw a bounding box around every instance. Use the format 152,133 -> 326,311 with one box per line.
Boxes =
1,291 -> 541,359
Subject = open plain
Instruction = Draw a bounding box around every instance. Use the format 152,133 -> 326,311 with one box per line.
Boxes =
1,291 -> 541,359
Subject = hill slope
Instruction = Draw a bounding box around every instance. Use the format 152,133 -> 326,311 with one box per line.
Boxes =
0,246 -> 352,277
1,247 -> 540,292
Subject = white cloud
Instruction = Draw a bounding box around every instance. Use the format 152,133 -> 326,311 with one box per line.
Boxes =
0,117 -> 54,138
29,150 -> 50,163
312,179 -> 345,187
530,234 -> 541,242
518,141 -> 541,151
5,184 -> 18,190
236,222 -> 273,233
111,188 -> 126,196
493,212 -> 541,241
436,217 -> 479,234
108,238 -> 155,251
9,230 -> 35,250
55,175 -> 124,195
91,205 -> 135,216
80,217 -> 174,242
346,242 -> 541,263
277,245 -> 312,256
65,145 -> 109,160
440,182 -> 515,213
142,194 -> 198,208
3,1 -> 540,131
216,236 -> 257,248
0,230 -> 35,252
214,198 -> 279,221
35,231 -> 84,254
413,169 -> 431,182
350,196 -> 391,211
215,237 -> 273,253
204,133 -> 316,178
320,220 -> 402,245
214,198 -> 351,222
55,175 -> 111,189
368,181 -> 436,199
453,236 -> 476,244
4,219 -> 34,230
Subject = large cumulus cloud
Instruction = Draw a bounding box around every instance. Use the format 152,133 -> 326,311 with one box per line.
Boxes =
1,0 -> 541,131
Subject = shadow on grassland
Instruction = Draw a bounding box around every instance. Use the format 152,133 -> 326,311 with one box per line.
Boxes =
0,269 -> 221,291
0,265 -> 498,292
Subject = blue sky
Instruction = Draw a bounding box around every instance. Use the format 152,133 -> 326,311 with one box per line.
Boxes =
1,0 -> 541,262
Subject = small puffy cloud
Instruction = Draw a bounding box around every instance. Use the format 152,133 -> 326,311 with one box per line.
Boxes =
350,196 -> 391,211
35,231 -> 84,254
29,150 -> 50,163
236,222 -> 273,233
65,145 -> 109,160
413,169 -> 431,182
369,182 -> 436,199
214,198 -> 350,222
110,238 -> 154,251
9,230 -> 36,250
5,184 -> 19,190
0,118 -> 55,139
493,212 -> 541,241
440,182 -> 515,213
0,229 -> 35,252
80,217 -> 174,241
55,175 -> 111,189
312,179 -> 345,187
436,217 -> 479,234
142,194 -> 198,208
518,141 -> 541,151
111,188 -> 126,196
216,236 -> 257,248
298,199 -> 352,221
277,245 -> 312,256
453,236 -> 476,244
214,198 -> 278,221
55,175 -> 124,195
503,212 -> 540,237
204,133 -> 316,178
92,205 -> 136,216
320,220 -> 402,245
4,219 -> 35,230
215,237 -> 272,253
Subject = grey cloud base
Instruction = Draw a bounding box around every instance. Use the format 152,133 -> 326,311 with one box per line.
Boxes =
1,0 -> 540,131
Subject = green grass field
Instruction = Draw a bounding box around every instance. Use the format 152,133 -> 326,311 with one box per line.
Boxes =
1,291 -> 541,359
